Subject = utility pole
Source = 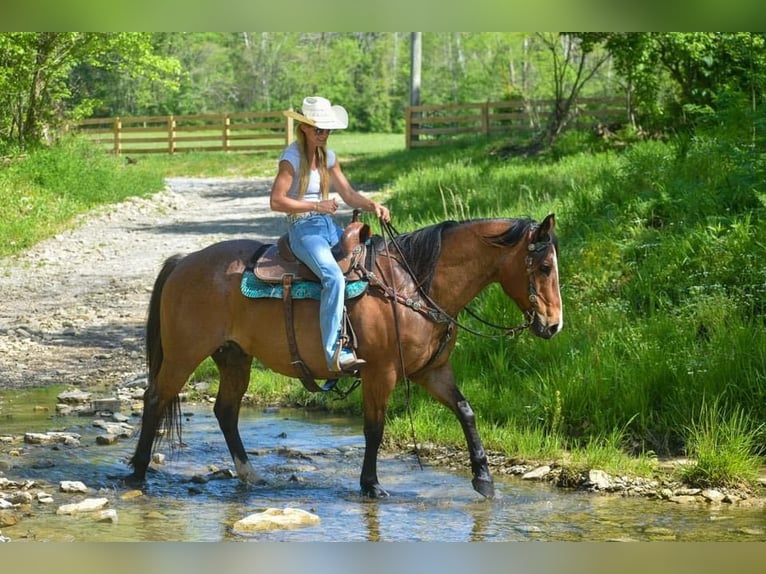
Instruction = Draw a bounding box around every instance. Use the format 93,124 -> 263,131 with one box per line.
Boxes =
409,32 -> 422,147
410,32 -> 422,107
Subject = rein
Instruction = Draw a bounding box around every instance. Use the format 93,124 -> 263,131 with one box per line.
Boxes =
370,219 -> 539,340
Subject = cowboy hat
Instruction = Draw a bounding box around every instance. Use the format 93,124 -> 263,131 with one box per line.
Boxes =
283,96 -> 348,130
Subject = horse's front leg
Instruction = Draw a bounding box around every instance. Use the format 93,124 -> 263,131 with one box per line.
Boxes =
359,369 -> 398,498
414,363 -> 495,498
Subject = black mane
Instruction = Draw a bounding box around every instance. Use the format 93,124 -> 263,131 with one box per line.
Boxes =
391,218 -> 537,294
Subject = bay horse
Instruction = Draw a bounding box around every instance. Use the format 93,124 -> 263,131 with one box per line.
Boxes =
127,214 -> 562,498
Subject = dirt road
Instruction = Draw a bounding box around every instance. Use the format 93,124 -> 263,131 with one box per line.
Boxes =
0,177 -> 286,390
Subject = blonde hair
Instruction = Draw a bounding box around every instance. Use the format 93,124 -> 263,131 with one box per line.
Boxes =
295,127 -> 329,200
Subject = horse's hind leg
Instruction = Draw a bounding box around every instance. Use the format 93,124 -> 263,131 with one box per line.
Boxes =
211,342 -> 265,485
414,363 -> 495,498
128,359 -> 193,485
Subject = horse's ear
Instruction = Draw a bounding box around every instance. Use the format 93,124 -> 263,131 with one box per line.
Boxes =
534,213 -> 555,241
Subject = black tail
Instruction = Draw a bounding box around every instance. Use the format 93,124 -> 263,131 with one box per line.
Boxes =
145,254 -> 185,450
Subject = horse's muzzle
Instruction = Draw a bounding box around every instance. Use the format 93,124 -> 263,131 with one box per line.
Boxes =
531,315 -> 561,339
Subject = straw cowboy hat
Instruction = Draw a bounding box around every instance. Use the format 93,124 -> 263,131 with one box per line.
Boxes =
284,96 -> 349,130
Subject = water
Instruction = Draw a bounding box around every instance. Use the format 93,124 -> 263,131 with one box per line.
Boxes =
1,387 -> 764,542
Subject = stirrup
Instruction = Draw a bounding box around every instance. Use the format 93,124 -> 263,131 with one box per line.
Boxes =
331,345 -> 366,373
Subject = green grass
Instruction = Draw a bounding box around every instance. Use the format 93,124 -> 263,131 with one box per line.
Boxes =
678,398 -> 763,488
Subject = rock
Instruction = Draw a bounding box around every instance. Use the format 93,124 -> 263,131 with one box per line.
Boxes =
232,507 -> 321,532
57,390 -> 92,403
56,497 -> 109,515
96,434 -> 118,445
60,480 -> 89,493
701,489 -> 725,503
36,492 -> 54,504
0,510 -> 19,527
120,489 -> 144,500
5,491 -> 33,504
92,398 -> 122,413
152,453 -> 166,464
95,509 -> 118,523
586,469 -> 612,490
521,465 -> 551,480
668,495 -> 699,504
24,431 -> 81,446
92,419 -> 134,437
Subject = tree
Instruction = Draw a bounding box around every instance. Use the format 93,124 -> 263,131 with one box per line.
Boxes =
0,32 -> 180,148
535,33 -> 611,144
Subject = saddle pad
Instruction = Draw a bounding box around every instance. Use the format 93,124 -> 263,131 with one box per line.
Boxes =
241,269 -> 368,300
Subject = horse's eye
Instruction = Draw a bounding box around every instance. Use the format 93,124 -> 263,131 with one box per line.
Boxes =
539,263 -> 552,276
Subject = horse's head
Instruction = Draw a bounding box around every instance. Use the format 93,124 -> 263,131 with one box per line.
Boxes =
502,213 -> 563,339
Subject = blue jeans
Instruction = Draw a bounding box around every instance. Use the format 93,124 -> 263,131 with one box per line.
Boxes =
287,215 -> 345,368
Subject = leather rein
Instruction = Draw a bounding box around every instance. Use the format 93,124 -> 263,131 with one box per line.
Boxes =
364,219 -> 544,340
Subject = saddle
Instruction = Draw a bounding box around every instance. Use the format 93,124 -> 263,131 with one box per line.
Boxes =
253,220 -> 371,284
248,216 -> 375,394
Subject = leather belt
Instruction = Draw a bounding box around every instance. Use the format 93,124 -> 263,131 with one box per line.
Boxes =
286,211 -> 320,223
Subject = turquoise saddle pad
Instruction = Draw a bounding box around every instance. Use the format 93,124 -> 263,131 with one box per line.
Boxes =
241,269 -> 368,300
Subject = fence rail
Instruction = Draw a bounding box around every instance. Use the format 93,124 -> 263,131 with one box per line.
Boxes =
78,97 -> 627,154
405,97 -> 626,148
76,111 -> 294,155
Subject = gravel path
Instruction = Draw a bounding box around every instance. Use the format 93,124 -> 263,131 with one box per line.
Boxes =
0,177 -> 286,391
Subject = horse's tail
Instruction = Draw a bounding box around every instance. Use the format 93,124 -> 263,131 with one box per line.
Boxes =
145,254 -> 185,450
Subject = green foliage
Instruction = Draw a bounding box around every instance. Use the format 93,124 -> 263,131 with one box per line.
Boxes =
0,136 -> 165,255
679,398 -> 763,488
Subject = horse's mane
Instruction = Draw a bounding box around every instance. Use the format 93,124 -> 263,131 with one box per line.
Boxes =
392,218 -> 537,294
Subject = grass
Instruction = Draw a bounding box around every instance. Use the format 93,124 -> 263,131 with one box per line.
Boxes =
3,129 -> 764,489
678,398 -> 764,488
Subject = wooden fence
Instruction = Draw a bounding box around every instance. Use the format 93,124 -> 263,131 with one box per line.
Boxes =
406,97 -> 626,148
76,111 -> 294,155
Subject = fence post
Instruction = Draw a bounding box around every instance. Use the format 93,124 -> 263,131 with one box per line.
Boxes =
223,114 -> 231,152
405,107 -> 412,149
168,115 -> 176,154
114,117 -> 122,156
481,102 -> 489,136
285,110 -> 294,146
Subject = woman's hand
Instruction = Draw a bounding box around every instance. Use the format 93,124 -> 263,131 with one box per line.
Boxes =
316,198 -> 338,214
371,202 -> 390,223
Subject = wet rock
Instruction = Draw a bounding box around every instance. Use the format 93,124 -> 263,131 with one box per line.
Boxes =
668,495 -> 699,504
6,491 -> 34,504
56,497 -> 109,515
232,507 -> 321,532
702,489 -> 725,503
36,492 -> 54,504
24,432 -> 81,446
57,390 -> 92,403
521,465 -> 551,480
96,434 -> 118,445
586,469 -> 611,490
60,480 -> 89,493
92,398 -> 122,413
0,510 -> 19,527
95,509 -> 118,523
120,489 -> 143,500
152,453 -> 166,464
92,419 -> 134,437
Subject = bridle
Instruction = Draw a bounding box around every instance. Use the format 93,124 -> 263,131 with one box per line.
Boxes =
366,219 -> 552,340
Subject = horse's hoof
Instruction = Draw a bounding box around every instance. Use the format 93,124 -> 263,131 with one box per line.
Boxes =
472,477 -> 495,498
123,473 -> 146,488
362,484 -> 390,499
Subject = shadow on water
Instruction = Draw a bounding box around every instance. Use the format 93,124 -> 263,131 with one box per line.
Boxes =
1,388 -> 765,542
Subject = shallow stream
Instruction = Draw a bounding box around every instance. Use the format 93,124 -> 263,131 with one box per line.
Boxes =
1,387 -> 764,542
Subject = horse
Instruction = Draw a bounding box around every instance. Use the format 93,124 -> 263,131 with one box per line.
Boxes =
126,213 -> 562,498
